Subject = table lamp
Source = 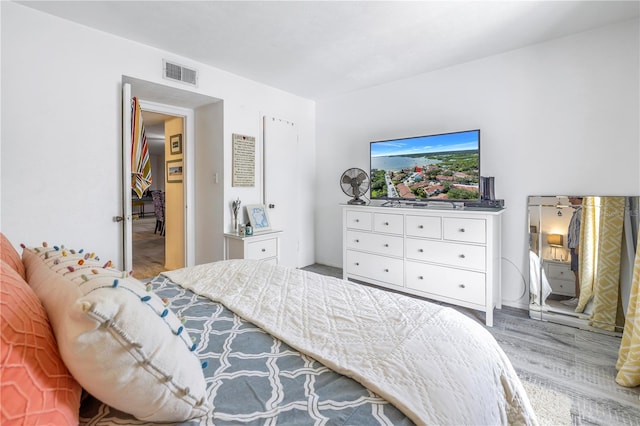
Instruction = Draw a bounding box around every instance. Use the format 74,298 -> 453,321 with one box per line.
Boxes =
547,234 -> 564,260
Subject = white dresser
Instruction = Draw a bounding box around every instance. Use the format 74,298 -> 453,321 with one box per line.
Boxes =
224,230 -> 282,264
342,204 -> 503,326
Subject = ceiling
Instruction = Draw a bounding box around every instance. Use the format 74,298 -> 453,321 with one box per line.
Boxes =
19,1 -> 639,101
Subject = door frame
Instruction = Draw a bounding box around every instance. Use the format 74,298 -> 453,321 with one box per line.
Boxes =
122,87 -> 196,271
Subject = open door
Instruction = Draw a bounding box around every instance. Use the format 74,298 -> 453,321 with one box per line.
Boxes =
121,83 -> 134,273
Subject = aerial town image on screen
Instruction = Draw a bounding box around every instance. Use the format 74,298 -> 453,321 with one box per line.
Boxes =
370,130 -> 480,201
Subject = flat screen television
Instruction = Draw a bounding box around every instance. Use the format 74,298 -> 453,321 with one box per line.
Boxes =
370,129 -> 480,202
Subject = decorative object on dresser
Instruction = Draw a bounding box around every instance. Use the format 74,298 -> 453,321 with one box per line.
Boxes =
340,168 -> 370,205
224,230 -> 282,264
342,204 -> 503,326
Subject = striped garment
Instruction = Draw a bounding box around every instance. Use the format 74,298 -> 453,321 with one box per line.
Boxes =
131,97 -> 152,198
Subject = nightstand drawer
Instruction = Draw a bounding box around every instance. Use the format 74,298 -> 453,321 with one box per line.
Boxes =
550,280 -> 575,295
443,218 -> 486,244
247,238 -> 277,260
346,230 -> 403,257
546,262 -> 572,280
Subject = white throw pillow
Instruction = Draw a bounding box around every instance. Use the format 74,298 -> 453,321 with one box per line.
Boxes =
22,245 -> 210,422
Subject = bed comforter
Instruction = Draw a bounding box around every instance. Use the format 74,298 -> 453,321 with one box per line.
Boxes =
164,259 -> 537,426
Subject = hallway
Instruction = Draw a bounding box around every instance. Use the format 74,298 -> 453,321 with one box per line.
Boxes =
132,217 -> 166,280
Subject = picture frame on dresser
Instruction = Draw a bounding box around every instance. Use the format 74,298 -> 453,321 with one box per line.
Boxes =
246,204 -> 271,232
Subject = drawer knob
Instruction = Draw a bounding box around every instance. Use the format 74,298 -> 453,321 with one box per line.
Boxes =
355,239 -> 360,243
418,276 -> 424,280
355,219 -> 360,223
459,284 -> 466,289
384,268 -> 389,272
418,248 -> 424,253
384,243 -> 389,247
459,254 -> 466,259
355,262 -> 360,266
384,222 -> 389,226
261,248 -> 266,252
418,225 -> 424,229
459,228 -> 466,233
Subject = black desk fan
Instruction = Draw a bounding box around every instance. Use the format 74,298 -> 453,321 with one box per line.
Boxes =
340,168 -> 370,205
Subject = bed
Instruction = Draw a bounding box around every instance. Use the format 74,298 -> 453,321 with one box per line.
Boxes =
1,235 -> 538,425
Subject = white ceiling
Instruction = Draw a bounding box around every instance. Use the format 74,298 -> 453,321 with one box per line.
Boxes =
19,1 -> 639,101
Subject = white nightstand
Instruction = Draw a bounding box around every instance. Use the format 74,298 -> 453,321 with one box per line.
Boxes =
543,259 -> 575,296
224,230 -> 283,264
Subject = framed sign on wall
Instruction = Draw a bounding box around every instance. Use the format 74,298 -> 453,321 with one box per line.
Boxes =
232,133 -> 255,187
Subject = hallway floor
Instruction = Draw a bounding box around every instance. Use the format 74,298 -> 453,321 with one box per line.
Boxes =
132,217 -> 166,280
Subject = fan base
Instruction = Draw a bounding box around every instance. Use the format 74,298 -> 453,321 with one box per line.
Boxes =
347,198 -> 367,205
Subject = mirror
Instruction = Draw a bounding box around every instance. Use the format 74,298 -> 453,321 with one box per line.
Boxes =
528,196 -> 639,335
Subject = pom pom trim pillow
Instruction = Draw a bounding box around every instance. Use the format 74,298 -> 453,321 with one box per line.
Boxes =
22,244 -> 210,422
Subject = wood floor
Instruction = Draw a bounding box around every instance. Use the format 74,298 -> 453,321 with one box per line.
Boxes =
301,264 -> 640,426
132,217 -> 166,280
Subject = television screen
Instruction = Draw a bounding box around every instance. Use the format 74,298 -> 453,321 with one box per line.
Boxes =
370,129 -> 480,202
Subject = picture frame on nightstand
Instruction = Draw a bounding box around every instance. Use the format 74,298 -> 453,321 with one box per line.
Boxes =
246,204 -> 271,232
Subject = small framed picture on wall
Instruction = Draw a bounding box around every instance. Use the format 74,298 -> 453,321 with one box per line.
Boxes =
170,134 -> 182,155
166,159 -> 183,183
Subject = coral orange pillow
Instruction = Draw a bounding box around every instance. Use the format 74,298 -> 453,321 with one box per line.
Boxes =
0,260 -> 82,424
1,232 -> 26,280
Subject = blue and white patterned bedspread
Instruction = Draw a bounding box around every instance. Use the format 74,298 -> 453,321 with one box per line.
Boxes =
79,274 -> 414,425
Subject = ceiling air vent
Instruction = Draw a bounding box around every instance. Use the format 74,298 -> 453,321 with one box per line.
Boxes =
163,60 -> 198,86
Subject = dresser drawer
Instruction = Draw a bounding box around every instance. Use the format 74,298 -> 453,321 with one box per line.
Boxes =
346,230 -> 403,257
345,250 -> 403,286
405,215 -> 442,239
406,262 -> 486,306
373,213 -> 404,235
406,238 -> 486,271
345,210 -> 372,231
443,218 -> 486,244
247,238 -> 277,260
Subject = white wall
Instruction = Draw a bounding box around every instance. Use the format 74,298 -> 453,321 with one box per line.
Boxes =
315,19 -> 640,308
1,3 -> 316,268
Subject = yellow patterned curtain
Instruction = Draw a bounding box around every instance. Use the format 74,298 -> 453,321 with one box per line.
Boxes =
576,198 -> 597,311
576,197 -> 625,332
616,235 -> 640,387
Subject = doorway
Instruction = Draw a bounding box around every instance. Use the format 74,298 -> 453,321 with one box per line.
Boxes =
122,76 -> 223,274
130,110 -> 179,279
